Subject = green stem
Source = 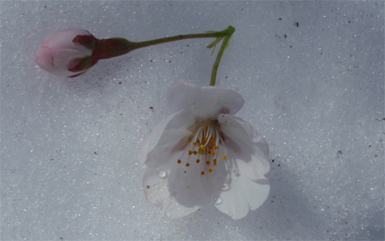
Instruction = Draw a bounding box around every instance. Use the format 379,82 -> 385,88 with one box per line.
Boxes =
95,25 -> 235,85
209,35 -> 231,86
128,26 -> 234,51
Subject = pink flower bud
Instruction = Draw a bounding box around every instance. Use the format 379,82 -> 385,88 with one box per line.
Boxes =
34,28 -> 133,77
33,28 -> 98,77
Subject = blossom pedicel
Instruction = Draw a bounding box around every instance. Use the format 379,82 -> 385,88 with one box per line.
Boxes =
33,28 -> 130,77
140,80 -> 270,220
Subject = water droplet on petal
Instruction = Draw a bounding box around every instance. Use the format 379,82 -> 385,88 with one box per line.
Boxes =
221,182 -> 231,191
212,196 -> 223,205
157,169 -> 167,178
213,175 -> 231,191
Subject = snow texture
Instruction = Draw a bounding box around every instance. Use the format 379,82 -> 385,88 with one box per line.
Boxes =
1,1 -> 384,240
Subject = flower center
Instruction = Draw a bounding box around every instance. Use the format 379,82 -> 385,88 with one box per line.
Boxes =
177,121 -> 227,176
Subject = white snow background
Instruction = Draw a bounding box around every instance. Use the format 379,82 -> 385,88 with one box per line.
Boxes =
1,1 -> 384,240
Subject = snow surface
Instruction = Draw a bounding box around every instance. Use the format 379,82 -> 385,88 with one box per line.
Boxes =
1,1 -> 384,240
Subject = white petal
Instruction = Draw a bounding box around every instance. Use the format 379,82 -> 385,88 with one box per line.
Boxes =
143,150 -> 210,218
218,115 -> 270,180
139,111 -> 178,164
199,153 -> 230,203
197,144 -> 270,220
166,80 -> 244,121
139,109 -> 195,165
214,172 -> 270,220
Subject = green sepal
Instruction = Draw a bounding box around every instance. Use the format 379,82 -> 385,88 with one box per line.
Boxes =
207,36 -> 224,49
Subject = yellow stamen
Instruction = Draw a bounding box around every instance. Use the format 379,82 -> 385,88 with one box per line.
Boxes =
213,145 -> 218,149
208,168 -> 213,173
221,155 -> 227,160
213,159 -> 217,166
193,151 -> 198,155
201,171 -> 205,175
206,161 -> 210,165
196,159 -> 200,163
177,159 -> 181,164
186,163 -> 190,167
210,151 -> 216,156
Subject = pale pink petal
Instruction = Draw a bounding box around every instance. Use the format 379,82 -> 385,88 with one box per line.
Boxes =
143,158 -> 202,218
43,28 -> 93,54
214,171 -> 270,220
218,114 -> 270,180
33,46 -> 89,76
143,148 -> 210,218
166,80 -> 244,121
199,149 -> 231,205
197,141 -> 270,220
140,109 -> 195,167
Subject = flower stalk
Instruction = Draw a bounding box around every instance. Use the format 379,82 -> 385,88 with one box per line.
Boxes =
127,25 -> 235,86
209,34 -> 232,86
127,25 -> 234,51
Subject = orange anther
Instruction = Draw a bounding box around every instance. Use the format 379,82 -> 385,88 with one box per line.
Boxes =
208,168 -> 212,172
221,155 -> 227,160
196,159 -> 200,163
177,159 -> 181,164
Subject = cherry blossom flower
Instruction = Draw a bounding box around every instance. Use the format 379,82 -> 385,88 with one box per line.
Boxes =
139,80 -> 270,220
